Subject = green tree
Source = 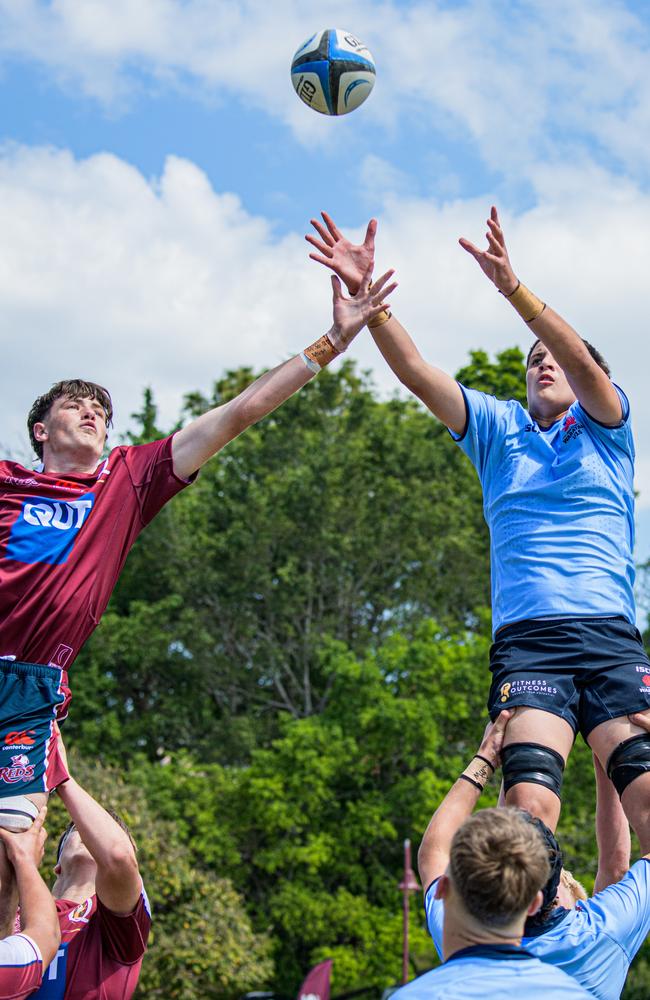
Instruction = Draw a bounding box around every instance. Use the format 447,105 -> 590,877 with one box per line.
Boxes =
455,346 -> 528,405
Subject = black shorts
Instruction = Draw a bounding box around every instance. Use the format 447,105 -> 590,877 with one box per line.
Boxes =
488,617 -> 650,739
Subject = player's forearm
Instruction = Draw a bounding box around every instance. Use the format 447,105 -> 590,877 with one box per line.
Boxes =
16,862 -> 59,967
594,754 -> 630,891
371,315 -> 466,433
57,778 -> 135,873
171,355 -> 314,478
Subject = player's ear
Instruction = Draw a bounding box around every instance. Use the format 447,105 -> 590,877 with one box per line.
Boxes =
32,422 -> 48,443
527,889 -> 543,916
435,874 -> 450,900
54,861 -> 62,875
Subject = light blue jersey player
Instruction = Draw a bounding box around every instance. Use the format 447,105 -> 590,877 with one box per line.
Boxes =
391,790 -> 589,1000
307,205 -> 650,852
420,713 -> 650,999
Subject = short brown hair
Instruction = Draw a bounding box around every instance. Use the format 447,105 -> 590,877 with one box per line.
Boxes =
449,807 -> 550,927
526,339 -> 611,377
28,380 -> 114,459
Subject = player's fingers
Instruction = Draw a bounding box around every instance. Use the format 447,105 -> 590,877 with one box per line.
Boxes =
372,282 -> 398,305
486,231 -> 503,254
31,806 -> 47,834
363,218 -> 378,248
308,252 -> 336,269
458,237 -> 481,258
369,268 -> 395,294
321,211 -> 342,240
311,219 -> 335,246
305,234 -> 333,257
331,274 -> 342,299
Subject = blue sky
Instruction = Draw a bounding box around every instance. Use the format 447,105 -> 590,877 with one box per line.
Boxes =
1,0 -> 650,600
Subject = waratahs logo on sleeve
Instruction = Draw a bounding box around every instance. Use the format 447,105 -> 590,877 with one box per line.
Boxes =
4,492 -> 94,566
562,414 -> 584,444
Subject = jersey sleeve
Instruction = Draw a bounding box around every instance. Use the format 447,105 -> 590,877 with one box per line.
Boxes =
448,385 -> 505,479
122,435 -> 196,526
579,858 -> 650,960
97,886 -> 151,965
424,879 -> 444,959
0,933 -> 42,999
573,385 -> 634,460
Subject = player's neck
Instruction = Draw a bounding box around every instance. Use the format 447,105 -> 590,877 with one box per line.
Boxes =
528,405 -> 569,429
42,447 -> 102,477
52,874 -> 96,903
442,906 -> 524,960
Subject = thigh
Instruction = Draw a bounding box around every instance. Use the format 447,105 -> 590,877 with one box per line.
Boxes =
503,707 -> 575,759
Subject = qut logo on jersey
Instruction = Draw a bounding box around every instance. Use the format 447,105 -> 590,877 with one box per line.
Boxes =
5,493 -> 94,566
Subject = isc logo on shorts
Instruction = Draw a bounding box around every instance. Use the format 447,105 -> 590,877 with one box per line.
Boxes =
5,494 -> 94,566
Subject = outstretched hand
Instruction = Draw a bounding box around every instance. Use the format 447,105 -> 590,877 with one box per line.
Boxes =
306,211 -> 376,294
328,261 -> 397,353
478,709 -> 515,770
459,206 -> 518,295
0,806 -> 47,868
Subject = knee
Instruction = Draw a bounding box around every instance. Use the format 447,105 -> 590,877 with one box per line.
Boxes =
502,742 -> 565,800
607,733 -> 650,797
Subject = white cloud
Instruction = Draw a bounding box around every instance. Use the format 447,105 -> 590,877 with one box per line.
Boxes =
2,142 -> 650,563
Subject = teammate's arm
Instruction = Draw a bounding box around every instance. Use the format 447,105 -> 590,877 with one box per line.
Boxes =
593,753 -> 631,892
460,206 -> 622,425
418,711 -> 512,890
55,734 -> 141,915
0,807 -> 60,968
170,266 -> 397,480
306,213 -> 466,435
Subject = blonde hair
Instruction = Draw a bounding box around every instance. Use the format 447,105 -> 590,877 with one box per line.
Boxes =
450,807 -> 551,927
560,868 -> 588,903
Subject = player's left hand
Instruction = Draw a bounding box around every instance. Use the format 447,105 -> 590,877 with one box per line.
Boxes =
477,708 -> 515,769
328,261 -> 397,353
306,211 -> 376,295
459,206 -> 519,295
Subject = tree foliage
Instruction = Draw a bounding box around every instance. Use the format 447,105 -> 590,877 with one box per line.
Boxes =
58,350 -> 650,997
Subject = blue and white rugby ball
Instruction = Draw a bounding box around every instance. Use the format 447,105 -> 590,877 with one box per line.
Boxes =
291,29 -> 376,116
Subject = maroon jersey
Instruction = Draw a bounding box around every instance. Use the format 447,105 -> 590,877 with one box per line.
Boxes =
32,889 -> 151,1000
0,436 -> 191,687
0,932 -> 43,998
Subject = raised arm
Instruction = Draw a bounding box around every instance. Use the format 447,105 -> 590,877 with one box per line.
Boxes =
460,206 -> 622,425
418,711 -> 512,890
55,734 -> 141,914
593,753 -> 631,892
306,213 -> 466,435
0,807 -> 60,968
171,265 -> 397,479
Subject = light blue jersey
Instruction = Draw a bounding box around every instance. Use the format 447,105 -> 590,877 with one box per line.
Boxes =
425,860 -> 650,1000
392,943 -> 590,999
451,385 -> 635,635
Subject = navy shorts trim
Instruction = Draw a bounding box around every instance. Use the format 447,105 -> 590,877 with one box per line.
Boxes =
0,660 -> 68,794
488,617 -> 650,739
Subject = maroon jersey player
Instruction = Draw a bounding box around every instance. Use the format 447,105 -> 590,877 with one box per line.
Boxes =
0,263 -> 397,831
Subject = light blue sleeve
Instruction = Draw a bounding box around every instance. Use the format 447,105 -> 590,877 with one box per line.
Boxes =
448,385 -> 505,480
578,859 -> 650,960
424,879 -> 444,959
573,384 -> 634,460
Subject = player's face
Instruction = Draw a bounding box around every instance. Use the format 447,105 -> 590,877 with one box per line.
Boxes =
38,394 -> 108,462
526,343 -> 576,424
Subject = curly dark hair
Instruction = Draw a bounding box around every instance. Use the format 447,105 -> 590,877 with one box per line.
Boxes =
526,339 -> 611,377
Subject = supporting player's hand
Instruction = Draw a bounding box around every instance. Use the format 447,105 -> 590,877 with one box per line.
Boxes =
328,261 -> 397,353
629,709 -> 650,733
0,806 -> 47,869
477,709 -> 515,770
306,211 -> 376,294
459,206 -> 519,295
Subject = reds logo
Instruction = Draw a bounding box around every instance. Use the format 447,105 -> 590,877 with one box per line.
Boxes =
0,755 -> 35,784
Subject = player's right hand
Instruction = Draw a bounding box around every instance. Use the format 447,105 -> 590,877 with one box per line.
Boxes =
0,806 -> 47,867
306,211 -> 376,295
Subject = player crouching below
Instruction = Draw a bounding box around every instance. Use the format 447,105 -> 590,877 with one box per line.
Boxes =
27,731 -> 149,999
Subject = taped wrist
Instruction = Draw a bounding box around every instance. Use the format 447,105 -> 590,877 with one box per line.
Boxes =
502,282 -> 546,323
607,733 -> 650,797
502,742 -> 565,800
301,334 -> 340,371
